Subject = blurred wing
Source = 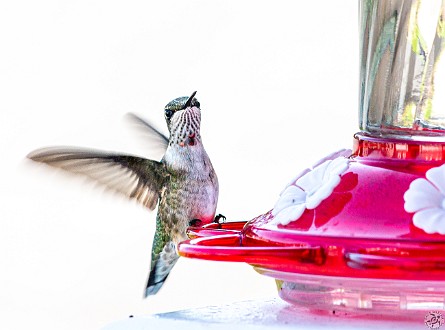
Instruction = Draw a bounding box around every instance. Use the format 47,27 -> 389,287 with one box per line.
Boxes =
125,113 -> 169,157
27,147 -> 166,210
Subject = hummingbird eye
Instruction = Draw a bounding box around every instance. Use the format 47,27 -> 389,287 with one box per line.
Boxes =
165,109 -> 174,120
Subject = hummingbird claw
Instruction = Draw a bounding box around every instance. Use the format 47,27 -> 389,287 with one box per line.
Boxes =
213,214 -> 226,224
188,219 -> 203,227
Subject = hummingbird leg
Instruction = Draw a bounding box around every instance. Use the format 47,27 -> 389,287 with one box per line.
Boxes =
188,219 -> 203,227
213,214 -> 226,224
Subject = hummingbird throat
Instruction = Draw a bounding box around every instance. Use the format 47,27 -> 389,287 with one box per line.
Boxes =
179,132 -> 196,147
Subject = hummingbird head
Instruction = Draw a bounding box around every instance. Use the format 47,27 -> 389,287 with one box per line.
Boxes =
164,91 -> 202,147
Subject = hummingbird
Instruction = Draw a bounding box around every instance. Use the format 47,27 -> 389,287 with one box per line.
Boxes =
27,91 -> 221,297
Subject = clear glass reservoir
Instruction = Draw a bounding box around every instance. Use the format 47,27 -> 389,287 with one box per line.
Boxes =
359,0 -> 445,139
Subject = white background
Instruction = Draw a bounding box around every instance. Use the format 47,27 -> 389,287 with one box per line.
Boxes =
1,1 -> 358,329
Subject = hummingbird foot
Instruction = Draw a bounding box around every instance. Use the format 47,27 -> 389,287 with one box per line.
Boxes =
188,219 -> 203,227
213,214 -> 226,224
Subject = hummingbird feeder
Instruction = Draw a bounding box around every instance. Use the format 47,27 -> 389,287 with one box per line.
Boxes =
178,0 -> 445,314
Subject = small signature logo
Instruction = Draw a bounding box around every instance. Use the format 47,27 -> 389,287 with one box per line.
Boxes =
425,311 -> 445,329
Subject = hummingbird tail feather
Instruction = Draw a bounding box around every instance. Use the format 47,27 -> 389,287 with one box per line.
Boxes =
144,241 -> 179,297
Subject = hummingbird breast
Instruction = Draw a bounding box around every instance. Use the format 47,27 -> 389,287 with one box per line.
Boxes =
160,144 -> 219,243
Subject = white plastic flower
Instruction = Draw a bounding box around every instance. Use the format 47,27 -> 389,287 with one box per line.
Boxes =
271,149 -> 351,226
404,164 -> 445,234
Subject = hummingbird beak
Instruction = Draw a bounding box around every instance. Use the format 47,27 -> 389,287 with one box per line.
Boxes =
183,91 -> 197,109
